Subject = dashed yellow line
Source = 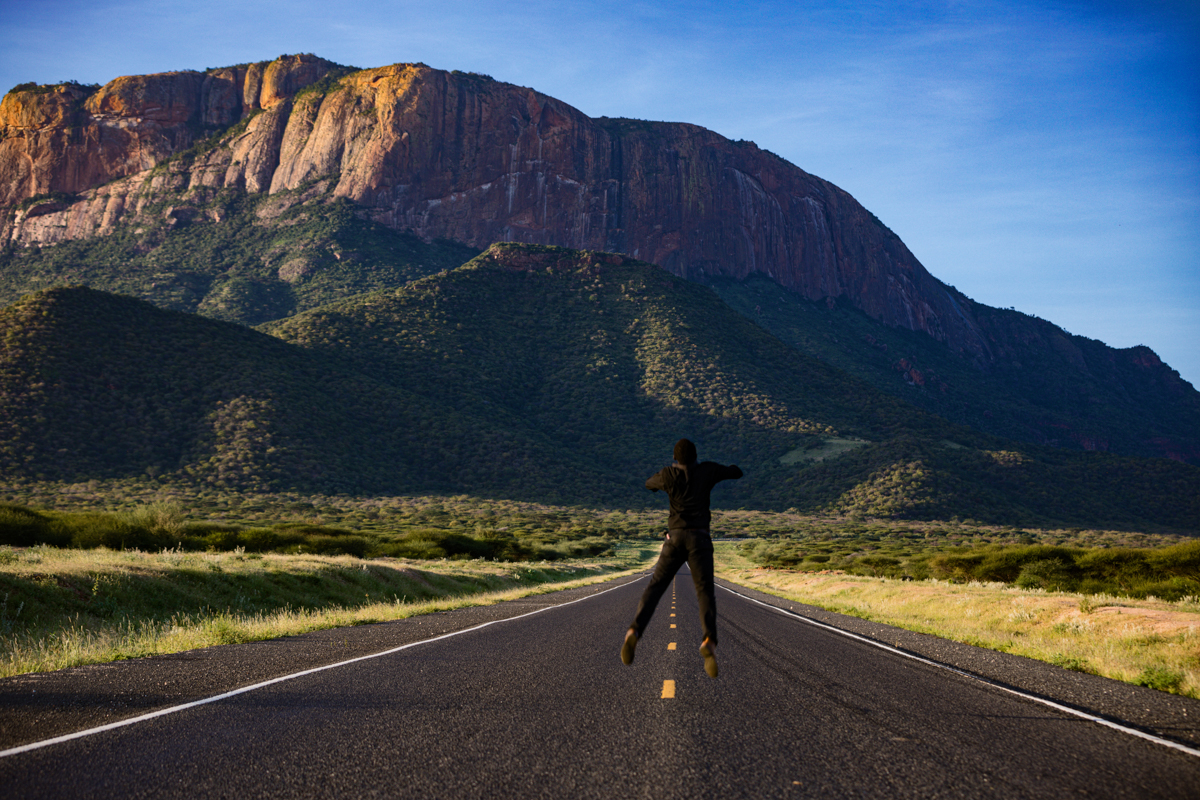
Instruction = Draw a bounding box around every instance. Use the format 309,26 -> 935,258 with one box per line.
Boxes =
668,643 -> 677,650
661,680 -> 676,699
670,623 -> 676,628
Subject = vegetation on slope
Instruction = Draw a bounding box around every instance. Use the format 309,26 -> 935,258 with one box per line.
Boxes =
0,186 -> 477,325
0,244 -> 1198,528
0,283 -> 635,500
264,243 -> 1200,528
710,276 -> 1200,465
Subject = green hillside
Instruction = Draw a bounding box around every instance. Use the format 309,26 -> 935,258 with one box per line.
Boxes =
711,276 -> 1200,465
0,187 -> 478,325
3,180 -> 1195,470
265,243 -> 1200,529
0,285 -> 622,500
0,245 -> 1197,529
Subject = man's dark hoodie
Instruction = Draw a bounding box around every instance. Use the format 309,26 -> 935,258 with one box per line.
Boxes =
645,439 -> 743,530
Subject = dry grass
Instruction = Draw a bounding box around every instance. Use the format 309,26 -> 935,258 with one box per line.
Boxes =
715,545 -> 1200,697
0,544 -> 651,678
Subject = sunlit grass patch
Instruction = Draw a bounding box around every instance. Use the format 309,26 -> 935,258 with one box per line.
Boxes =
716,544 -> 1200,698
778,437 -> 870,465
0,543 -> 653,678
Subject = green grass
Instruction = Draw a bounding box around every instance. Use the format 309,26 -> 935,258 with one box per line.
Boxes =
0,542 -> 654,678
737,532 -> 1200,601
778,437 -> 870,465
1135,666 -> 1186,693
716,544 -> 1200,697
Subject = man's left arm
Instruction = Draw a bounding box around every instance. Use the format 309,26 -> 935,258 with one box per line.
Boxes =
718,464 -> 743,482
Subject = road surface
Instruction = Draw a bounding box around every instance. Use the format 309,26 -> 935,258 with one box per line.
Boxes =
1,570 -> 1197,798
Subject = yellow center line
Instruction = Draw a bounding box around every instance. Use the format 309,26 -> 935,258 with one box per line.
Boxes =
670,613 -> 675,617
661,680 -> 675,699
668,642 -> 677,650
670,623 -> 676,628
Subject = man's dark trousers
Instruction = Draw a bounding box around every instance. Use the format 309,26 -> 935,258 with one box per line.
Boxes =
630,528 -> 717,644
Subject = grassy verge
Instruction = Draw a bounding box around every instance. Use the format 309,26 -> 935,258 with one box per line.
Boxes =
715,545 -> 1200,697
0,500 -> 631,561
0,543 -> 657,678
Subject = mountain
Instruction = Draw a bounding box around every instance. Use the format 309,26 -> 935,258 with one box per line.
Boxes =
711,277 -> 1200,463
0,278 -> 628,501
2,55 -> 965,352
1,55 -> 1196,464
1,244 -> 1197,530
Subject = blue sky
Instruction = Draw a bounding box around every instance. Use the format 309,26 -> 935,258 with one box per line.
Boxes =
2,0 -> 1197,385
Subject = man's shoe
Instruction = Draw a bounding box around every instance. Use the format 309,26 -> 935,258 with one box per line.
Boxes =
621,628 -> 638,665
699,640 -> 718,678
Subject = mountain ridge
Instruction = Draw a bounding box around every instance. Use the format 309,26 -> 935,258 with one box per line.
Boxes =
3,243 -> 1196,531
1,55 -> 1196,465
0,54 -> 996,359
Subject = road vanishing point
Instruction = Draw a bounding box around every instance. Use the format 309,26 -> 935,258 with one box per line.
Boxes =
1,569 -> 1197,798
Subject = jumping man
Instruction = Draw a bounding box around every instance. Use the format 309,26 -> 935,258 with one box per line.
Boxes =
621,438 -> 743,678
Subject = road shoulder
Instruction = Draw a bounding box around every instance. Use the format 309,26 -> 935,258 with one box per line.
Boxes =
0,572 -> 647,752
717,577 -> 1200,750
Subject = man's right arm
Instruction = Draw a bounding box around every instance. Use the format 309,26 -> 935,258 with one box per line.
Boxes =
645,468 -> 667,492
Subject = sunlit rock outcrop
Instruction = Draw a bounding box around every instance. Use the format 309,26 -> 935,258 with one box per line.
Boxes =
0,57 -> 988,359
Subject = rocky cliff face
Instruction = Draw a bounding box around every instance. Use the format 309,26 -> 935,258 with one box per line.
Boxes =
0,55 -> 338,207
2,56 -> 1197,464
0,57 -> 989,361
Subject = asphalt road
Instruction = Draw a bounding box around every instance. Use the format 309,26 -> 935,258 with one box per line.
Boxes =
1,570 -> 1198,798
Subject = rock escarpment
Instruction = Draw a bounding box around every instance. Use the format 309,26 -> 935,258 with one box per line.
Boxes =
0,55 -> 336,206
2,56 -> 1196,464
0,57 -> 986,359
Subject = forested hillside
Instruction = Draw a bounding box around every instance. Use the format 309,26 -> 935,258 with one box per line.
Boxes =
0,243 -> 1197,529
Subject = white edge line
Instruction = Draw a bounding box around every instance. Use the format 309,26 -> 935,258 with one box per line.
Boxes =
0,575 -> 642,760
720,583 -> 1200,760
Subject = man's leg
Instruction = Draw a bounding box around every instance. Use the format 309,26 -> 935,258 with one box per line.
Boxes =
683,530 -> 717,645
628,533 -> 687,638
683,529 -> 719,678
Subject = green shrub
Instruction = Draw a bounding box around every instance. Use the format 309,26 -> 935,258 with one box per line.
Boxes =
929,551 -> 986,581
67,513 -> 168,550
1126,577 -> 1200,603
1049,654 -> 1097,674
856,555 -> 901,577
199,528 -> 244,551
293,534 -> 369,557
239,528 -> 283,552
0,505 -> 54,547
1147,540 -> 1200,576
1013,558 -> 1076,591
1135,666 -> 1185,694
1075,548 -> 1151,588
